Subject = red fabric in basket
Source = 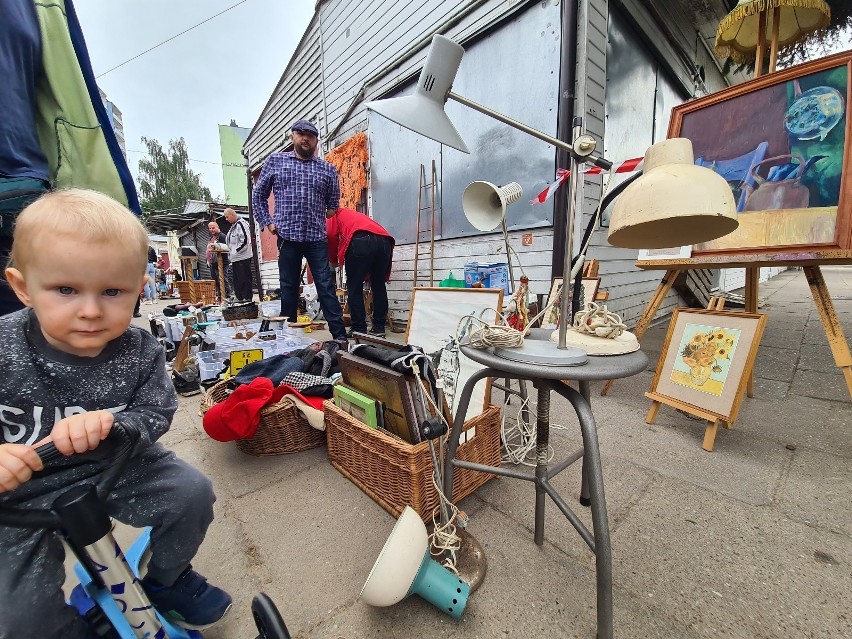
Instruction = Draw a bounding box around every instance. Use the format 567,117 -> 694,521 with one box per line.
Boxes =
203,378 -> 326,442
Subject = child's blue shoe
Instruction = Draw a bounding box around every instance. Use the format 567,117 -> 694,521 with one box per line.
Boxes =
142,566 -> 232,630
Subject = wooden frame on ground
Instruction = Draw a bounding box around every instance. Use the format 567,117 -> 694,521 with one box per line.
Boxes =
645,308 -> 767,452
406,287 -> 503,422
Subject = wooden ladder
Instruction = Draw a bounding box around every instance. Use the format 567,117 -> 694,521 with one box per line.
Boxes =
413,161 -> 437,287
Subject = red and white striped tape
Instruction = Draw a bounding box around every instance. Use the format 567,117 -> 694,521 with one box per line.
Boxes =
530,156 -> 645,204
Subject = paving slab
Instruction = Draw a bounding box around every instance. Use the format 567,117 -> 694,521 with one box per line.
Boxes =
307,505 -> 697,639
754,345 -> 799,383
778,447 -> 852,537
592,399 -> 788,506
792,369 -> 852,403
230,461 -> 398,636
612,480 -> 852,639
735,395 -> 852,457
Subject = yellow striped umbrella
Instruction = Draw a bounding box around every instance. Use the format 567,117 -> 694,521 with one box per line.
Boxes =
715,0 -> 831,75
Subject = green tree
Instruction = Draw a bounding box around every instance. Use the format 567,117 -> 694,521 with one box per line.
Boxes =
782,0 -> 852,65
137,137 -> 212,213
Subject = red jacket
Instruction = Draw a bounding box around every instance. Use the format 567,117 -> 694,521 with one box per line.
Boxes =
326,208 -> 395,281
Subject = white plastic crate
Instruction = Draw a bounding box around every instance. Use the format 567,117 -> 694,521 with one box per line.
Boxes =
260,301 -> 280,317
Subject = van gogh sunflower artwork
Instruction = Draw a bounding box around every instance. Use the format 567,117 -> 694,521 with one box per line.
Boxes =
671,324 -> 741,396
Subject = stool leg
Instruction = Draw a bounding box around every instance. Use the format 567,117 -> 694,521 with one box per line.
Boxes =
552,381 -> 613,639
534,384 -> 550,546
579,380 -> 591,507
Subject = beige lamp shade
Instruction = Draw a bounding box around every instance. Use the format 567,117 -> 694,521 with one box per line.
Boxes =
715,0 -> 831,63
607,138 -> 738,250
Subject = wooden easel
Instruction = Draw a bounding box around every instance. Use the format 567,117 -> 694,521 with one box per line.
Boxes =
602,257 -> 852,401
172,325 -> 195,373
212,248 -> 229,303
180,257 -> 197,303
644,296 -> 734,452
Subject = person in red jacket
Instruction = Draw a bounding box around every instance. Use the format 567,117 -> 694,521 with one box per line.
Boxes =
327,208 -> 394,337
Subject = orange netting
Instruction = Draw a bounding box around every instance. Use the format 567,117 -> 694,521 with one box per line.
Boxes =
326,132 -> 368,210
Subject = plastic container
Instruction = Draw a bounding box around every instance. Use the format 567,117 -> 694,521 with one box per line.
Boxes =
260,301 -> 280,318
463,262 -> 510,294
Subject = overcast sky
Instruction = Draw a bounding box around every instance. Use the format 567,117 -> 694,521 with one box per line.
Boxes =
74,0 -> 315,201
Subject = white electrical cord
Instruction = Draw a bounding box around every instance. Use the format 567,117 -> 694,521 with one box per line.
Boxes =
457,167 -> 619,351
499,396 -> 569,467
404,359 -> 463,574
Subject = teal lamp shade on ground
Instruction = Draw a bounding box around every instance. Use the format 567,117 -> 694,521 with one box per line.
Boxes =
360,506 -> 470,619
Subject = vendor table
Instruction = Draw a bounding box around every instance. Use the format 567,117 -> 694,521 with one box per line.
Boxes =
443,331 -> 647,639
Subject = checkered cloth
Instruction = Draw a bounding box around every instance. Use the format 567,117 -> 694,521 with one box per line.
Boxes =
281,371 -> 335,392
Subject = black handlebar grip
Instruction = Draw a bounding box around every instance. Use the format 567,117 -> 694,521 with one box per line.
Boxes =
34,441 -> 62,465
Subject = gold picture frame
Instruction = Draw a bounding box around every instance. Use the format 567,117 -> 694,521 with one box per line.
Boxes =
668,50 -> 852,261
645,308 -> 767,451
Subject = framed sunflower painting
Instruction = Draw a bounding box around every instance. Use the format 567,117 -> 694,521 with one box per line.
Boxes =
646,309 -> 767,424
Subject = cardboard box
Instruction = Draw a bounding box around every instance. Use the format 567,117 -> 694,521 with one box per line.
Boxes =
464,262 -> 510,294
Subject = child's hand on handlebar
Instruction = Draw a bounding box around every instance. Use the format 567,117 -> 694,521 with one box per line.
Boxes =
44,410 -> 115,456
0,444 -> 44,493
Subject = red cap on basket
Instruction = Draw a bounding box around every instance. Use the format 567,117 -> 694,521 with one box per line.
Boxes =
203,377 -> 275,442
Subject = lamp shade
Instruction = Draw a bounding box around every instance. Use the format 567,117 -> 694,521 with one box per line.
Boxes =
360,506 -> 470,619
463,181 -> 523,231
715,0 -> 831,63
365,35 -> 470,153
607,138 -> 738,249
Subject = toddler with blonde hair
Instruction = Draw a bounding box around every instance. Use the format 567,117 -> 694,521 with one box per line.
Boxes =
0,189 -> 231,638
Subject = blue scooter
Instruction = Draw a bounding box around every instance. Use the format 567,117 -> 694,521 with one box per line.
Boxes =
0,424 -> 290,639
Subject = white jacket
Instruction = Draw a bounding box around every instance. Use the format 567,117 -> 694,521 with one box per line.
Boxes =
226,218 -> 253,262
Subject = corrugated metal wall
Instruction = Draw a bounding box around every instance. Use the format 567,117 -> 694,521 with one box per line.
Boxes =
245,0 -> 739,326
244,18 -> 324,171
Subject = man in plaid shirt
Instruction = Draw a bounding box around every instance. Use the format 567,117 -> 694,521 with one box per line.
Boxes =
252,119 -> 346,341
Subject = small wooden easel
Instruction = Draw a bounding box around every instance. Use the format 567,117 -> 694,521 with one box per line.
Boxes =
180,256 -> 197,303
212,247 -> 229,303
644,296 -> 733,452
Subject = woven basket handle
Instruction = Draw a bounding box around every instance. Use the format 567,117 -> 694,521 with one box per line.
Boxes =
749,153 -> 807,186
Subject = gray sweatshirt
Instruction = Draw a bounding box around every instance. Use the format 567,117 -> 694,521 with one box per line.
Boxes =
0,309 -> 177,503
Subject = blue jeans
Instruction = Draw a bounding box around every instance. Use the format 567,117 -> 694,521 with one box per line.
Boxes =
277,239 -> 345,339
144,263 -> 157,301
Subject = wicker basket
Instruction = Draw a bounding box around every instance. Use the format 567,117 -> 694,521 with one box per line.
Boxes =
200,380 -> 326,456
324,400 -> 501,520
176,280 -> 217,305
222,302 -> 259,321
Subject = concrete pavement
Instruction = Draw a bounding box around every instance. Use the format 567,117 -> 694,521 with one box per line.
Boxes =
131,267 -> 851,638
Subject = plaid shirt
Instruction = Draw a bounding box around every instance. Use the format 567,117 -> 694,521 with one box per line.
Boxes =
252,151 -> 340,242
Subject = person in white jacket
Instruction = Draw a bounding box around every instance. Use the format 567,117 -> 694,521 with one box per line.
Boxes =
223,208 -> 254,302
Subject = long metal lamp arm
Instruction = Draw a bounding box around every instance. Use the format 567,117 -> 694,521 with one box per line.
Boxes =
447,91 -> 612,170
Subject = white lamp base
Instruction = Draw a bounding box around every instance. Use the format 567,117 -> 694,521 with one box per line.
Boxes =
549,328 -> 640,355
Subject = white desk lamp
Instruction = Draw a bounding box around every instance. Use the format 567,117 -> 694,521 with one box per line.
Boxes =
367,34 -> 739,365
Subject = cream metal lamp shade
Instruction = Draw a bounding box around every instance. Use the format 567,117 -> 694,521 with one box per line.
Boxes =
715,0 -> 831,64
365,35 -> 469,153
360,506 -> 470,618
607,138 -> 738,249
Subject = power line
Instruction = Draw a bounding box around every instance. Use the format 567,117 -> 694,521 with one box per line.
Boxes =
95,0 -> 249,78
126,148 -> 246,167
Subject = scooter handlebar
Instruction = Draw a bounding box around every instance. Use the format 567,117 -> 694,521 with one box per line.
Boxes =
0,422 -> 141,530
